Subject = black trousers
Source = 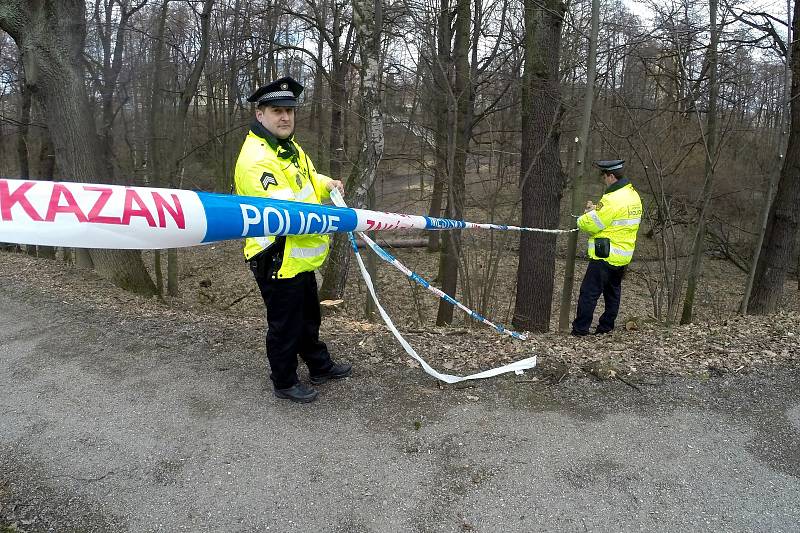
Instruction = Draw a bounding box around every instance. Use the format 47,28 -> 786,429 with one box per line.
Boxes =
572,259 -> 625,335
251,256 -> 333,390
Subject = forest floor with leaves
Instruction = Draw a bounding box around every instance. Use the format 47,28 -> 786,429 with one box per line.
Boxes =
2,235 -> 798,386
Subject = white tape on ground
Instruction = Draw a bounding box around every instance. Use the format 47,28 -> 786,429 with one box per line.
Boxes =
331,189 -> 537,383
348,233 -> 536,383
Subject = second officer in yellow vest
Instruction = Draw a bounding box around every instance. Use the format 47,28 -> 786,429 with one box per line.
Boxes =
235,76 -> 351,403
571,159 -> 642,336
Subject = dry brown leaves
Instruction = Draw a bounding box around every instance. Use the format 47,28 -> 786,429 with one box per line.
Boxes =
2,242 -> 798,383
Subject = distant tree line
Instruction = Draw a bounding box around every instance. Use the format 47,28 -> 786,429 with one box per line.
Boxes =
0,0 -> 797,329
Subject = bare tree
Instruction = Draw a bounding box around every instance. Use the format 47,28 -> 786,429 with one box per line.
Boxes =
319,0 -> 385,302
0,0 -> 157,296
90,0 -> 147,181
426,0 -> 452,253
558,0 -> 599,332
747,0 -> 800,314
681,0 -> 720,324
513,0 -> 566,332
741,0 -> 792,312
435,0 -> 471,326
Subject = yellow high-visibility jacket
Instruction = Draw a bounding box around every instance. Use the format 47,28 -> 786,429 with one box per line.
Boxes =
577,178 -> 642,266
234,122 -> 332,278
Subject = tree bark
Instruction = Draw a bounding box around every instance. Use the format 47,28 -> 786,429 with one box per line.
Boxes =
326,12 -> 356,182
329,65 -> 347,180
742,0 -> 793,313
0,0 -> 157,296
313,18 -> 327,170
19,72 -> 34,256
17,71 -> 31,179
748,0 -> 800,314
512,0 -> 566,333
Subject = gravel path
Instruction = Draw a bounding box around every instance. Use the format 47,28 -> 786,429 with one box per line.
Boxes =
1,267 -> 799,532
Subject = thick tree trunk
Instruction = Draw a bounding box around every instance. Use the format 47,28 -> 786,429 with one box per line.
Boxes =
0,0 -> 157,296
748,0 -> 800,314
512,0 -> 566,333
360,0 -> 384,320
742,0 -> 793,313
347,0 -> 384,214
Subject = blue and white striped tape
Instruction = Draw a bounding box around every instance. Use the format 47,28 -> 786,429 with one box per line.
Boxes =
330,189 -> 537,384
0,179 -> 575,248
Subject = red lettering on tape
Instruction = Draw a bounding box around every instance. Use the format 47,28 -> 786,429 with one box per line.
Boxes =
1,180 -> 188,232
0,180 -> 43,221
152,192 -> 185,229
84,186 -> 122,224
121,189 -> 157,227
45,184 -> 88,222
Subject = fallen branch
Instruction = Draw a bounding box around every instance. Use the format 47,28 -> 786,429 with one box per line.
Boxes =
223,288 -> 255,309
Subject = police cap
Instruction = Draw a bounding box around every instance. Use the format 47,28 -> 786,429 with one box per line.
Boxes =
594,159 -> 625,172
247,76 -> 304,107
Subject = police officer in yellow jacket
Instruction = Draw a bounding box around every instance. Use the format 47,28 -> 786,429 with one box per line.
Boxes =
571,160 -> 642,336
235,76 -> 351,403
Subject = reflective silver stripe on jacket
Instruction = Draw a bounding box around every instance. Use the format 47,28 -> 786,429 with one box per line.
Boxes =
254,236 -> 274,249
295,182 -> 316,202
588,210 -> 606,230
269,188 -> 295,201
610,247 -> 634,257
588,241 -> 634,257
611,218 -> 641,226
289,243 -> 328,258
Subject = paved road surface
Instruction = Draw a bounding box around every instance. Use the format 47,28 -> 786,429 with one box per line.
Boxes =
1,283 -> 799,532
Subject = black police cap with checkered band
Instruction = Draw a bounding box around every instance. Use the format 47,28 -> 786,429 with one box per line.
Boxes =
247,76 -> 304,108
594,159 -> 625,171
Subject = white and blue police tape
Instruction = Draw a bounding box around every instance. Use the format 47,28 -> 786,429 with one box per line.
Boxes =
354,231 -> 527,340
0,178 -> 576,248
329,189 -> 537,384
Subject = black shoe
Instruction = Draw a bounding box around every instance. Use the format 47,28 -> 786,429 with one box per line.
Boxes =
570,330 -> 589,337
593,329 -> 612,335
274,383 -> 319,403
310,362 -> 352,385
